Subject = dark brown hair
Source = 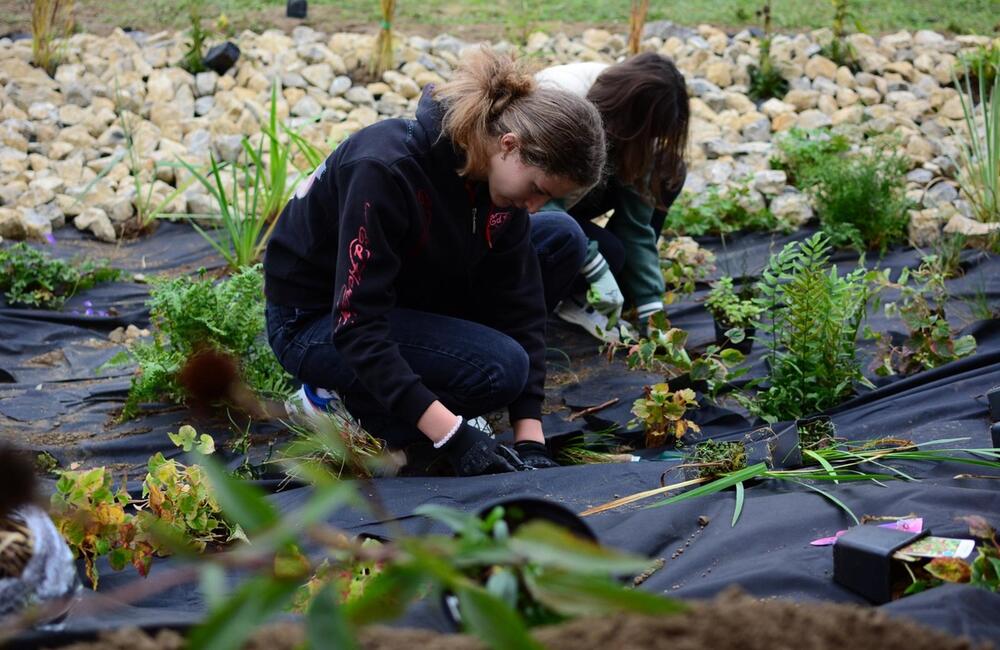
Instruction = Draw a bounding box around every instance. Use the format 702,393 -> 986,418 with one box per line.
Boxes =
587,52 -> 690,201
434,48 -> 606,189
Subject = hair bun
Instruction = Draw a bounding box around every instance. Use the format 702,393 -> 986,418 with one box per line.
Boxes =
481,51 -> 535,118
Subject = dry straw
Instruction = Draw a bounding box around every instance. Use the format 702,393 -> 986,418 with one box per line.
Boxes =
628,0 -> 650,55
369,0 -> 397,80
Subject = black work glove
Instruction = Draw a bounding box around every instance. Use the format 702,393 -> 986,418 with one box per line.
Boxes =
441,422 -> 518,476
513,441 -> 560,469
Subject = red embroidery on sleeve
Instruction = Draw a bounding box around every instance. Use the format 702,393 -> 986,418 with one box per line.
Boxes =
485,209 -> 511,248
335,202 -> 373,327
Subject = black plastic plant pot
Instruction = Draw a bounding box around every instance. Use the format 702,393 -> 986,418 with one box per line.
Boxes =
743,426 -> 803,469
833,525 -> 929,604
202,41 -> 241,75
987,386 -> 1000,422
795,414 -> 836,451
287,0 -> 308,18
712,318 -> 754,355
991,421 -> 1000,449
441,497 -> 597,629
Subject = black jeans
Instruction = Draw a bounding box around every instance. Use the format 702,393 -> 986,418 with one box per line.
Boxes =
266,211 -> 586,448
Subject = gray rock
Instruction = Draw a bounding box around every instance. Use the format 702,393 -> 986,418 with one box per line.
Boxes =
702,91 -> 728,113
754,169 -> 787,196
282,72 -> 309,89
906,168 -> 934,185
194,96 -> 215,116
74,207 -> 116,242
345,86 -> 375,106
688,78 -> 722,97
642,20 -> 696,41
742,118 -> 771,143
329,75 -> 352,97
195,71 -> 219,96
770,191 -> 814,228
431,34 -> 465,56
930,155 -> 958,179
214,134 -> 245,163
924,181 -> 959,207
291,95 -> 323,118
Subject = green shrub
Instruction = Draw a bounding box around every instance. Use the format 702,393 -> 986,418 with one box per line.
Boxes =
118,265 -> 291,419
774,129 -> 910,253
663,183 -> 777,236
808,146 -> 911,253
0,242 -> 121,309
772,128 -> 851,187
744,233 -> 874,422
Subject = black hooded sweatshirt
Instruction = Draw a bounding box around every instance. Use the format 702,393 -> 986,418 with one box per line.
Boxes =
264,89 -> 547,426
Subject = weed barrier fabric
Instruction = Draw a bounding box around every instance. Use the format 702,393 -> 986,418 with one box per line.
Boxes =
2,226 -> 1000,645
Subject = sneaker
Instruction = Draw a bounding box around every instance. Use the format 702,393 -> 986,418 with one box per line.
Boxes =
284,383 -> 344,427
465,415 -> 494,436
555,294 -> 634,343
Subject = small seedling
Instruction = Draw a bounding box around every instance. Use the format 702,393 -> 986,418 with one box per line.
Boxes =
631,382 -> 701,448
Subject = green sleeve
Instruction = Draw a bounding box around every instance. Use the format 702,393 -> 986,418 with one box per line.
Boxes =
606,184 -> 665,313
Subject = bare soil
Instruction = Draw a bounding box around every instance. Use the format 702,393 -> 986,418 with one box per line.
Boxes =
49,588 -> 992,650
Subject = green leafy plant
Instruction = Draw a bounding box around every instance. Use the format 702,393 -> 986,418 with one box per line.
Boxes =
866,257 -> 977,376
50,428 -> 233,588
687,439 -> 747,478
624,313 -> 747,400
50,465 -> 148,588
773,128 -> 910,253
808,145 -> 911,253
772,127 -> 852,188
136,430 -> 234,554
748,2 -> 789,101
663,183 -> 778,237
181,0 -> 210,74
705,276 -> 763,329
31,0 -> 75,77
954,58 -> 1000,223
745,233 -> 874,423
171,455 -> 687,650
821,0 -> 861,69
956,41 -> 999,100
0,242 -> 121,309
631,382 -> 701,448
659,236 -> 716,304
117,265 -> 291,420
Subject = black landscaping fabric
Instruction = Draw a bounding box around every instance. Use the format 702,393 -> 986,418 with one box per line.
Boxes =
3,222 -> 1000,646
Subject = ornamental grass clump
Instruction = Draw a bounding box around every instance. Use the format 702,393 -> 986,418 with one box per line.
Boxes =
745,233 -> 874,423
954,59 -> 1000,223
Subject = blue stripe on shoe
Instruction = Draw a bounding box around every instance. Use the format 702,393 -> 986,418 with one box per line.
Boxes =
302,383 -> 334,410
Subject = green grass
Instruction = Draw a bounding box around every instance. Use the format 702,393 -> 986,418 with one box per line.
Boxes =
2,0 -> 997,37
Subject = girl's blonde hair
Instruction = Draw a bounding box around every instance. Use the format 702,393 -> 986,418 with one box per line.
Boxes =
434,48 -> 606,189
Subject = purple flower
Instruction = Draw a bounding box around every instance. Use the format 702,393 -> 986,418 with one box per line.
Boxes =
44,233 -> 56,246
83,300 -> 93,307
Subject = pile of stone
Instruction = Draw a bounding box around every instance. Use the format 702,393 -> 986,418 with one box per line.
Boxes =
0,22 -> 996,244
